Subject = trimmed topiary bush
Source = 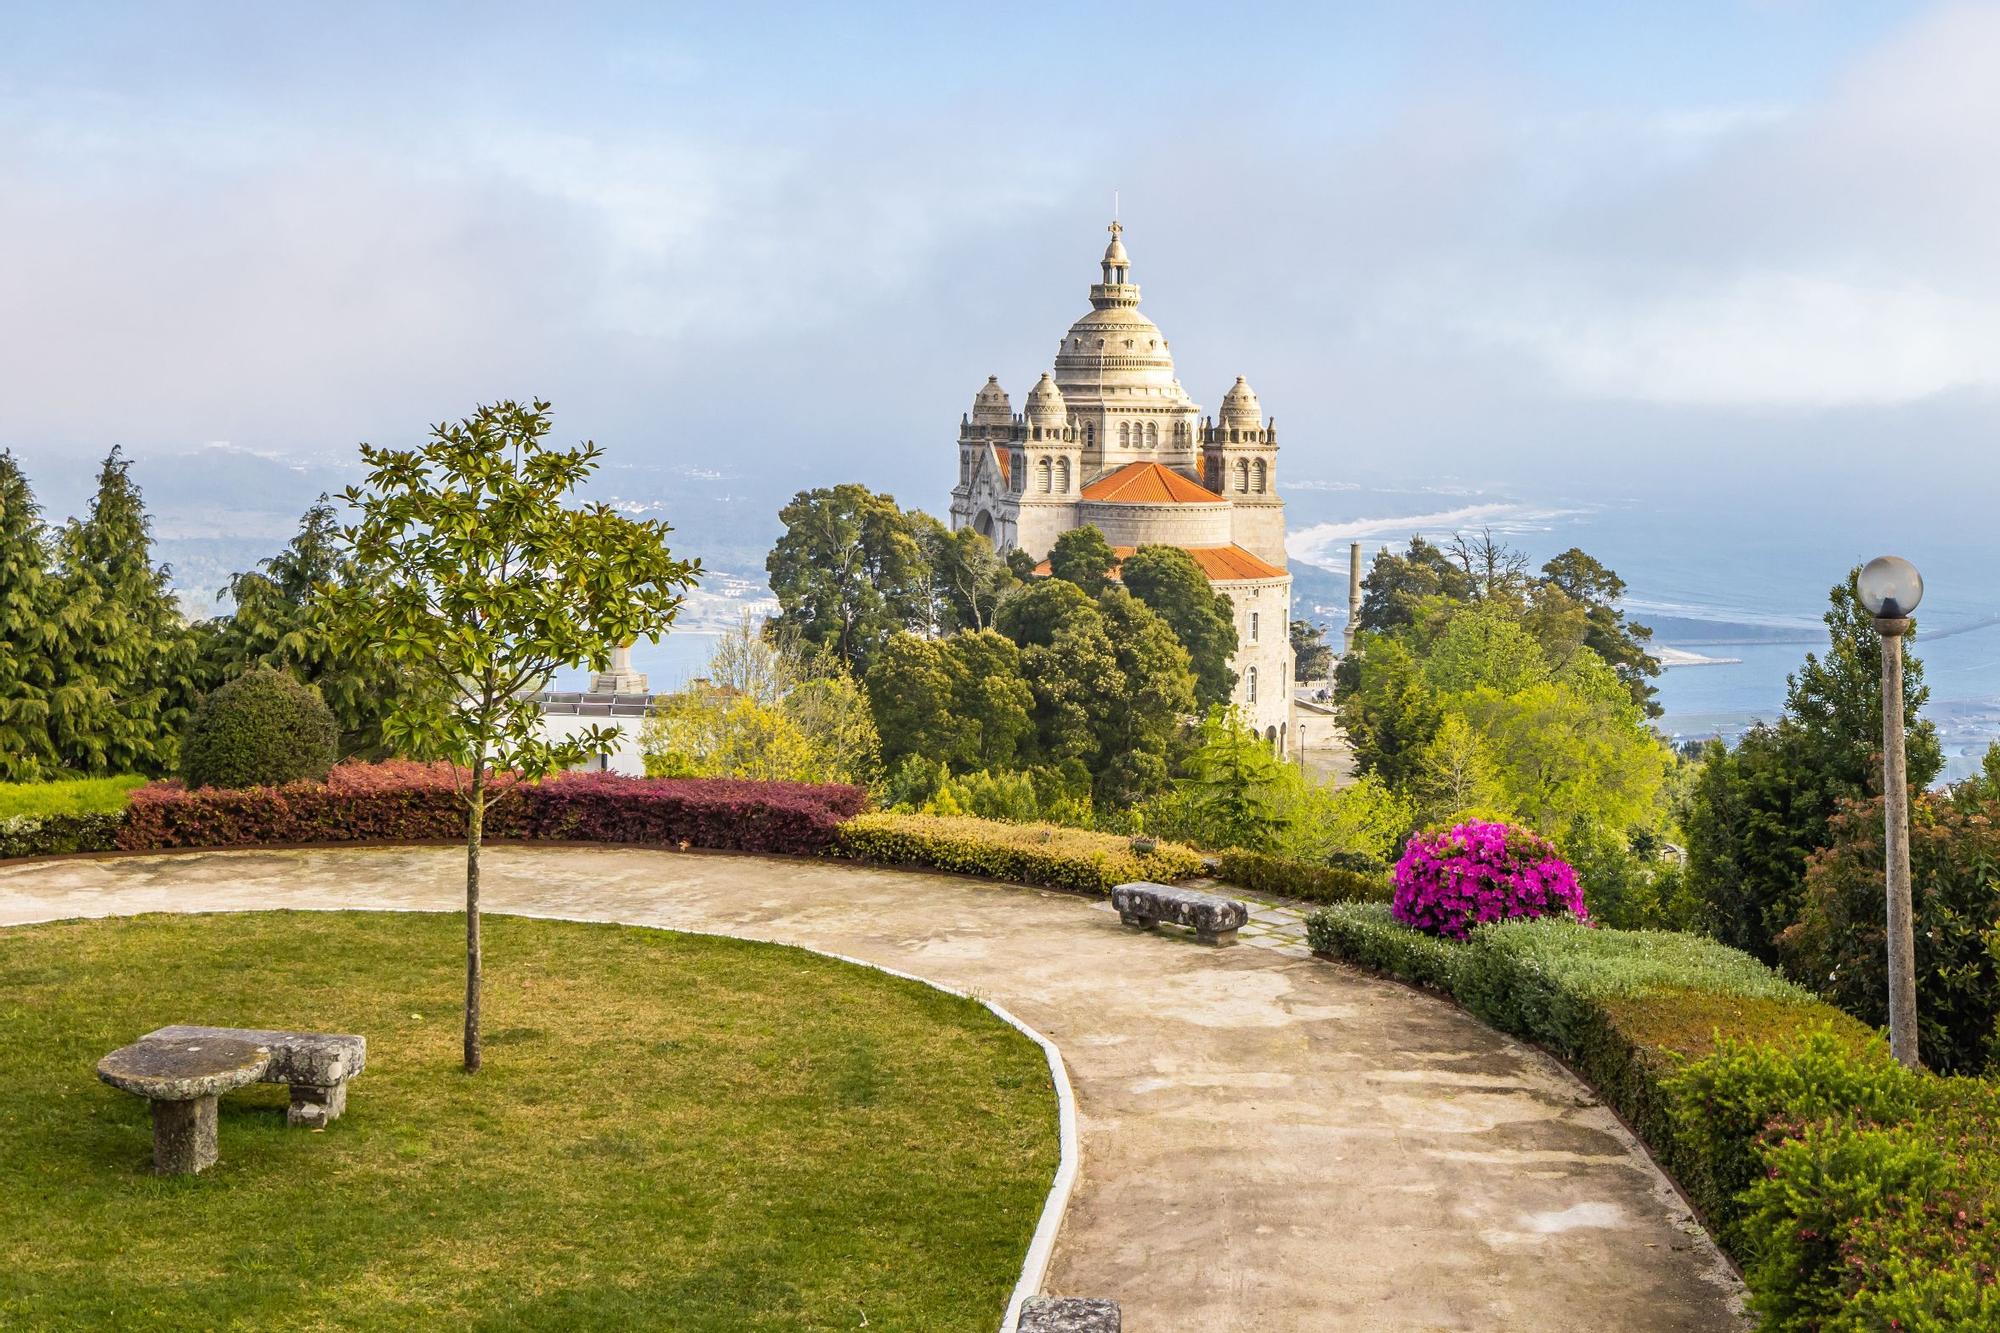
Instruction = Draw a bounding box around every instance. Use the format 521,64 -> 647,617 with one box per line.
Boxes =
0,811 -> 124,859
1392,820 -> 1584,938
1215,848 -> 1390,905
833,813 -> 1202,894
180,668 -> 338,790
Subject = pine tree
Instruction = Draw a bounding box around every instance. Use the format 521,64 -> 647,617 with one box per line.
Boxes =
48,449 -> 194,775
0,452 -> 59,779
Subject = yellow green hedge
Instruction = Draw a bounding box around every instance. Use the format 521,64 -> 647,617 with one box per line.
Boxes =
833,814 -> 1203,893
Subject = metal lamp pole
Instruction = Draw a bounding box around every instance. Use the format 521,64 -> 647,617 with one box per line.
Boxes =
1857,555 -> 1924,1070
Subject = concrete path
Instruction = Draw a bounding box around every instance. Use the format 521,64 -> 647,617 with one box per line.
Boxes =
0,846 -> 1746,1331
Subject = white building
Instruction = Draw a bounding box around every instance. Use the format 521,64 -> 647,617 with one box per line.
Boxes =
949,221 -> 1295,745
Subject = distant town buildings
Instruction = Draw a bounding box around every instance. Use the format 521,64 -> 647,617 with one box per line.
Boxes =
949,221 -> 1296,745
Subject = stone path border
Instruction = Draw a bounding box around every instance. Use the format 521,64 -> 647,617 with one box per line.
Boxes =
0,845 -> 1748,1331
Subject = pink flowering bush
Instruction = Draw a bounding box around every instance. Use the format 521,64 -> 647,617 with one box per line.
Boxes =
1391,820 -> 1585,939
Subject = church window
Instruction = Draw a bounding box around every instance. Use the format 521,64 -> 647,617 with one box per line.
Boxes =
1250,611 -> 1259,642
1055,457 -> 1070,492
1252,459 -> 1267,492
1145,422 -> 1158,447
1247,667 -> 1258,703
1235,459 -> 1249,492
1037,458 -> 1052,492
1119,422 -> 1130,447
1124,339 -> 1133,350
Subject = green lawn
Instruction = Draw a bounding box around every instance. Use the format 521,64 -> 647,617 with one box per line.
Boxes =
0,774 -> 147,819
0,912 -> 1059,1330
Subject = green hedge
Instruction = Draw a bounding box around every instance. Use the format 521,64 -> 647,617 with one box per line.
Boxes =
0,812 -> 124,860
1301,903 -> 2000,1326
834,813 -> 1203,894
1214,849 -> 1390,905
0,776 -> 146,820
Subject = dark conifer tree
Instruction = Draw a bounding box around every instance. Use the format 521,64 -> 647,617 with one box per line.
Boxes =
0,452 -> 59,779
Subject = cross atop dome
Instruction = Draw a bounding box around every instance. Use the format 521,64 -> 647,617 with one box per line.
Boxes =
1101,218 -> 1130,285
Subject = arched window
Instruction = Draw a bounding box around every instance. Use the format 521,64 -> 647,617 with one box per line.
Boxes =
1250,611 -> 1259,643
1252,459 -> 1266,492
1037,458 -> 1052,493
1247,666 -> 1258,702
1145,422 -> 1158,447
1266,725 -> 1278,748
1118,422 -> 1130,447
1083,423 -> 1094,448
1235,459 -> 1249,492
1054,457 -> 1070,492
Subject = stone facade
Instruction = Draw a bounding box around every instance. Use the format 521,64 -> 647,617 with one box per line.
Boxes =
951,222 -> 1295,744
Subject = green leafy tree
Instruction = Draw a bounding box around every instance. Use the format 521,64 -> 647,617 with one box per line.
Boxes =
1422,600 -> 1550,697
945,629 -> 1036,771
49,449 -> 195,776
1333,633 -> 1444,789
994,577 -> 1098,650
318,400 -> 699,1073
1290,618 -> 1332,683
200,497 -> 409,756
642,686 -> 820,780
1047,524 -> 1118,595
1121,544 -> 1238,707
1539,548 -> 1661,715
865,633 -> 973,771
916,518 -> 1016,633
1092,589 -> 1198,804
766,484 -> 926,674
1684,569 -> 1942,961
0,452 -> 58,780
1355,536 -> 1475,634
1414,712 -> 1509,826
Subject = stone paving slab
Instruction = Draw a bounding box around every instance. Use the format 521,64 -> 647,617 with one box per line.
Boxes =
0,847 -> 1748,1331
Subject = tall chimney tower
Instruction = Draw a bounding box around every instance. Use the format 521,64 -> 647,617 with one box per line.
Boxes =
1345,542 -> 1363,655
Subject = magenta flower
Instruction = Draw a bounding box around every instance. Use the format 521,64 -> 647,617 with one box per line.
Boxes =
1390,821 -> 1586,939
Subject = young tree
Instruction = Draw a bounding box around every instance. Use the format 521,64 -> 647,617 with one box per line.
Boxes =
1290,618 -> 1332,683
1176,707 -> 1293,852
49,449 -> 195,775
319,400 -> 699,1074
766,484 -> 926,674
1121,544 -> 1238,707
1047,524 -> 1119,595
0,452 -> 58,780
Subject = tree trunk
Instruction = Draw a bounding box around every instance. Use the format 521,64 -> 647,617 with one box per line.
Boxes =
464,756 -> 485,1074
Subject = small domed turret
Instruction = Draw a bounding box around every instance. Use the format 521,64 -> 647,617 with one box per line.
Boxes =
971,375 -> 1011,426
1219,376 -> 1262,428
1026,372 -> 1068,427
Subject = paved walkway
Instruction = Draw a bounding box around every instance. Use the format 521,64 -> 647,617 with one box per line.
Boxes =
0,846 -> 1746,1331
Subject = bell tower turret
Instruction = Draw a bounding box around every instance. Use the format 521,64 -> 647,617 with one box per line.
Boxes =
1203,377 -> 1286,566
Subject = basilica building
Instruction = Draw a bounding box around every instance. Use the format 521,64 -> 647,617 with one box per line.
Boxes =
949,221 -> 1295,746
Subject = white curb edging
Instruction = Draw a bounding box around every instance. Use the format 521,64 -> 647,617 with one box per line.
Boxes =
6,901 -> 1080,1333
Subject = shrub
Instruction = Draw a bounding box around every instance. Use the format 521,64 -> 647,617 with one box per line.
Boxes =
180,668 -> 338,790
0,812 -> 124,859
119,762 -> 862,855
1391,820 -> 1583,938
0,775 -> 146,819
833,813 -> 1201,894
1216,849 -> 1390,905
1303,900 -> 1986,1325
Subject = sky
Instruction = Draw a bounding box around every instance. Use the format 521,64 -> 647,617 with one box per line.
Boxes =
4,2 -> 1999,561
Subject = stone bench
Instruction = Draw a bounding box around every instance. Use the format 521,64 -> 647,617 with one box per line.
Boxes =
1109,881 -> 1248,945
97,1035 -> 272,1174
1020,1297 -> 1121,1332
145,1025 -> 367,1129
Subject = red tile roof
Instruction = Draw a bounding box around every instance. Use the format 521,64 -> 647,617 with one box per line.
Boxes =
1031,544 -> 1287,583
1079,461 -> 1223,505
991,444 -> 1010,483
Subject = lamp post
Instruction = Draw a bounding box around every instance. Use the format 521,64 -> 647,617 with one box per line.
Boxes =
1856,555 -> 1924,1069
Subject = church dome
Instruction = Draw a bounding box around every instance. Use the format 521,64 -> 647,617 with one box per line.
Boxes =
970,375 -> 1011,426
1219,376 -> 1262,427
1052,221 -> 1194,406
1025,372 -> 1068,425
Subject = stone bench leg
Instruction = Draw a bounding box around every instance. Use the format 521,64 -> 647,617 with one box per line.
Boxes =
1116,909 -> 1157,930
152,1096 -> 220,1174
288,1082 -> 346,1128
1195,925 -> 1239,947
